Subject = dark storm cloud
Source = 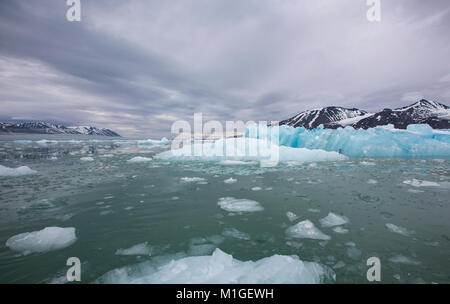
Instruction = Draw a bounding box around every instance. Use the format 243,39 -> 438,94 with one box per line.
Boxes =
0,0 -> 449,136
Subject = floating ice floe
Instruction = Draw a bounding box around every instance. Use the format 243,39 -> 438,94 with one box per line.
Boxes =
218,197 -> 264,212
156,137 -> 347,164
95,248 -> 335,284
222,228 -> 251,240
180,177 -> 206,183
246,123 -> 450,159
332,226 -> 349,234
116,242 -> 153,256
388,255 -> 421,265
127,156 -> 153,163
403,179 -> 440,187
367,179 -> 378,184
251,186 -> 262,191
80,157 -> 94,162
0,165 -> 37,177
386,223 -> 413,237
286,220 -> 331,240
286,211 -> 299,222
6,227 -> 77,255
224,177 -> 237,184
319,213 -> 349,228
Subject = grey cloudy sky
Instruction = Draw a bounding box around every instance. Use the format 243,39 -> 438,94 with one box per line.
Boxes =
0,0 -> 449,137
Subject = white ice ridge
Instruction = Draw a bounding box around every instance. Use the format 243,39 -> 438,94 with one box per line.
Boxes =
286,220 -> 331,240
137,137 -> 169,145
180,177 -> 206,183
6,227 -> 77,255
115,242 -> 153,256
95,248 -> 335,284
127,156 -> 153,163
0,165 -> 37,177
246,123 -> 450,159
319,213 -> 349,228
156,137 -> 347,163
218,197 -> 264,212
403,179 -> 440,187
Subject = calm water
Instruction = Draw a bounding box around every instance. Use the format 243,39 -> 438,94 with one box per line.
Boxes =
0,135 -> 449,284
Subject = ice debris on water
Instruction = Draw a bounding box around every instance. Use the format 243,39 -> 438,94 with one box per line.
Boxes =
6,227 -> 77,255
180,177 -> 206,183
0,165 -> 37,177
222,228 -> 251,240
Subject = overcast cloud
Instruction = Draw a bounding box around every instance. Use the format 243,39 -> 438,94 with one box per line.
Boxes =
0,0 -> 449,136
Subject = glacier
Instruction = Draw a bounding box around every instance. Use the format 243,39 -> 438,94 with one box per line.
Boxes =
246,123 -> 450,159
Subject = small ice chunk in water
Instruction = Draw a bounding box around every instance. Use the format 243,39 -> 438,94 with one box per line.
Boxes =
307,208 -> 320,213
319,213 -> 349,228
80,157 -> 94,162
96,248 -> 335,284
180,177 -> 206,183
251,187 -> 262,191
386,223 -> 413,237
222,228 -> 251,240
224,178 -> 237,184
127,156 -> 152,163
0,165 -> 37,177
403,179 -> 440,187
6,227 -> 77,255
367,179 -> 378,184
388,255 -> 421,265
218,197 -> 264,212
286,211 -> 299,222
116,242 -> 153,256
332,226 -> 349,234
286,220 -> 331,240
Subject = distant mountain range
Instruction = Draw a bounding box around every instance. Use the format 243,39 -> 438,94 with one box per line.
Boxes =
0,122 -> 121,137
279,99 -> 450,130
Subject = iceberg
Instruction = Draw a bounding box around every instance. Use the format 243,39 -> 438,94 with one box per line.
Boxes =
0,165 -> 37,177
246,123 -> 450,159
95,248 -> 335,284
156,137 -> 347,163
6,227 -> 77,255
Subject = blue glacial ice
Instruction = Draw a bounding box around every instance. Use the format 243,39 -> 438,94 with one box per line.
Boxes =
246,123 -> 450,159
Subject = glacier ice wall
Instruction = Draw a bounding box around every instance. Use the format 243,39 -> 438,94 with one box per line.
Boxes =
246,124 -> 450,159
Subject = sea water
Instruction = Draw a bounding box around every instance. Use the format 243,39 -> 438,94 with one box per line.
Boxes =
0,135 -> 449,284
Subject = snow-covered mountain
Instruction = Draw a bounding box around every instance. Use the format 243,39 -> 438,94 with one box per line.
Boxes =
353,99 -> 449,129
0,122 -> 121,137
279,99 -> 449,130
279,106 -> 370,129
